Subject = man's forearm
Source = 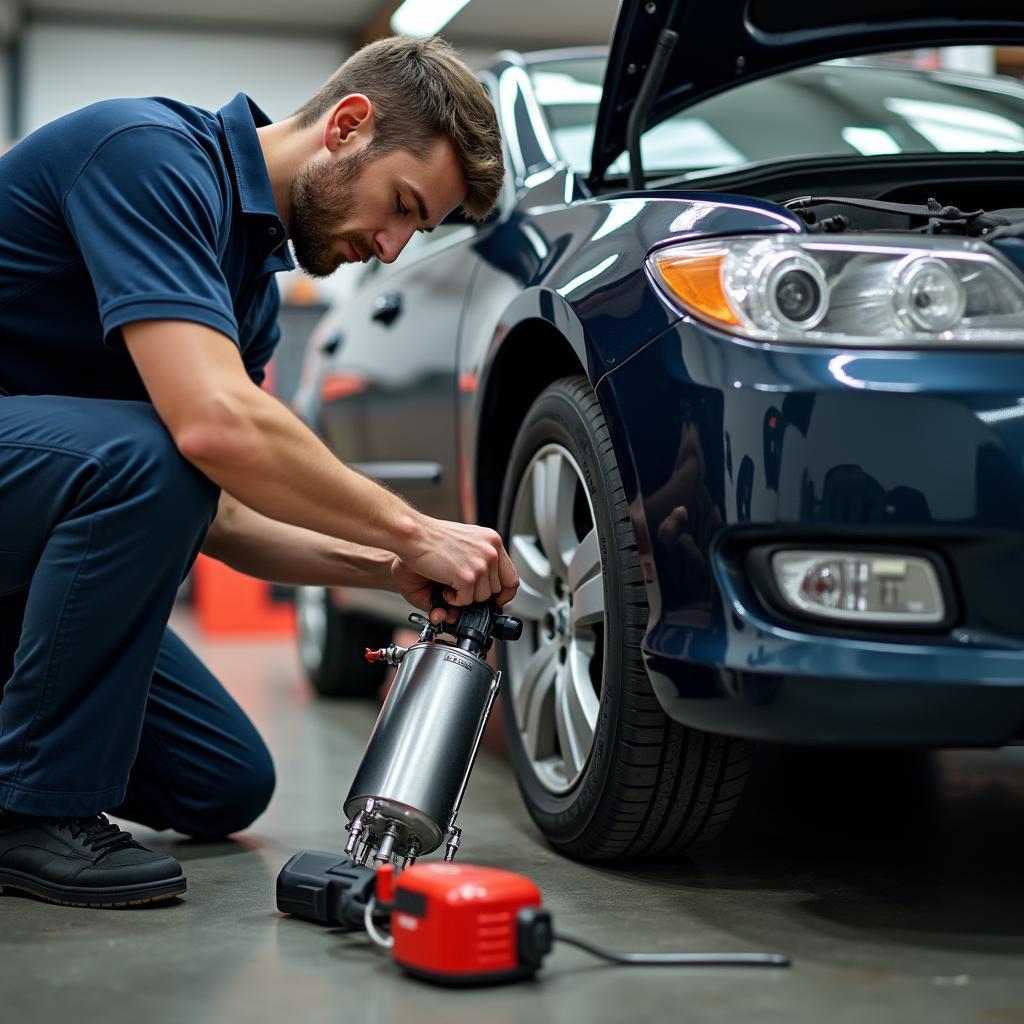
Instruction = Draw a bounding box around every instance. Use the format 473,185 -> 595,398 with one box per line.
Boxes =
203,493 -> 400,589
124,322 -> 518,609
179,383 -> 426,558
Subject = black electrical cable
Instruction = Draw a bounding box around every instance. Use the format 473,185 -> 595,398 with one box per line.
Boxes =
552,932 -> 791,968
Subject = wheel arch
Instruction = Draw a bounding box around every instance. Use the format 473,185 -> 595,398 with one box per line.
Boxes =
474,315 -> 587,529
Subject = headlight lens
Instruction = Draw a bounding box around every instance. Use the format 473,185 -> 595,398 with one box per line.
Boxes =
750,249 -> 829,331
891,256 -> 965,333
648,234 -> 1024,346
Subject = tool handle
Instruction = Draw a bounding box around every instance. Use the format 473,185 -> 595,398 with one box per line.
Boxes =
429,583 -> 523,654
430,582 -> 451,614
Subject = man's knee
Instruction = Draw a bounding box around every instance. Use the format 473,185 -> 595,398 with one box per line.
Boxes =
102,405 -> 220,534
173,746 -> 276,839
0,396 -> 219,562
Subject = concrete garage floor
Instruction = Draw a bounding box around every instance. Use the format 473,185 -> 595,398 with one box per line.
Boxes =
3,613 -> 1024,1024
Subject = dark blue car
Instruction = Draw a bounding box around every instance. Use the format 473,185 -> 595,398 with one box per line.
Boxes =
293,3 -> 1024,860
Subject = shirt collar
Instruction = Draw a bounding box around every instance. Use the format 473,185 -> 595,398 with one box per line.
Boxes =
218,92 -> 295,270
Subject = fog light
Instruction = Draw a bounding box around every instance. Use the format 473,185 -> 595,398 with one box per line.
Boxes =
770,551 -> 945,625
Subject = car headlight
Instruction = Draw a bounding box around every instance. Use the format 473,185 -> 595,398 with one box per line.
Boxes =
647,234 -> 1024,346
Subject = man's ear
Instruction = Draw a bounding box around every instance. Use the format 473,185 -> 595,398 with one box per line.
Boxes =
323,93 -> 375,152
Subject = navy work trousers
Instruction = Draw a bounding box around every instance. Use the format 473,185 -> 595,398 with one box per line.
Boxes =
0,394 -> 275,836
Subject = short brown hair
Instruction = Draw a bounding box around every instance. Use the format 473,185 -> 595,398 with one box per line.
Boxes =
293,36 -> 504,222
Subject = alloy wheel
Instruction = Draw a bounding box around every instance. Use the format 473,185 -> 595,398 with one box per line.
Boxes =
505,443 -> 606,794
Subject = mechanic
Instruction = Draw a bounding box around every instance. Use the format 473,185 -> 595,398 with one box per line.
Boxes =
0,34 -> 516,908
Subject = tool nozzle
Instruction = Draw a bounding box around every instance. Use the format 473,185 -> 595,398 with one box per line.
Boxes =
444,827 -> 462,862
364,645 -> 407,666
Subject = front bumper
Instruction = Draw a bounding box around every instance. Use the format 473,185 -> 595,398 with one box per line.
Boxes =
597,319 -> 1024,747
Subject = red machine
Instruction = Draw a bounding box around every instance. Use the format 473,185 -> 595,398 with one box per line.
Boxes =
364,862 -> 790,986
278,855 -> 790,985
375,863 -> 551,985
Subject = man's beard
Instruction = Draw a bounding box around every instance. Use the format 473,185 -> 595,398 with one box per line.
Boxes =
290,148 -> 373,278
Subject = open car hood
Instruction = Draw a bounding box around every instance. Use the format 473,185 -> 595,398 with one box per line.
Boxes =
589,0 -> 1024,187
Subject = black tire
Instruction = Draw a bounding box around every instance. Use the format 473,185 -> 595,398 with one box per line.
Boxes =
497,376 -> 753,860
295,586 -> 392,698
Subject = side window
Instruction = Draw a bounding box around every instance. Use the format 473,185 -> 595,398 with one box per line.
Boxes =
479,71 -> 515,212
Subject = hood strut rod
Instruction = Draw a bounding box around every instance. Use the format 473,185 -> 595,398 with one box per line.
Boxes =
626,27 -> 679,191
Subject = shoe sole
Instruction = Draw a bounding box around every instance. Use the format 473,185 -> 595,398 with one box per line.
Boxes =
0,869 -> 186,908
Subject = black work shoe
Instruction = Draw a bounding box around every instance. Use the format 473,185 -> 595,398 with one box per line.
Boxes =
0,812 -> 186,907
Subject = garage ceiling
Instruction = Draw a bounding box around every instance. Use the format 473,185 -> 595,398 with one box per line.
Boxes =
26,0 -> 620,47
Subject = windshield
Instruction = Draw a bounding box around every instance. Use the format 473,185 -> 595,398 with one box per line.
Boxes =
529,54 -> 1024,178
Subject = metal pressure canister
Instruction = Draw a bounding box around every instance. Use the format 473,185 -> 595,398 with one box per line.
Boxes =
342,601 -> 522,868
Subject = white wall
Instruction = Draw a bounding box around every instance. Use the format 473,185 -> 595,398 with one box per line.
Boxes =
21,22 -> 348,134
939,46 -> 996,76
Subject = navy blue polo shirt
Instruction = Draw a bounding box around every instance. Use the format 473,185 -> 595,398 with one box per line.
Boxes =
0,92 -> 294,399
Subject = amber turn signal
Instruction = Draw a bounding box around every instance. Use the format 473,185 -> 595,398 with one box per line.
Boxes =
650,246 -> 741,328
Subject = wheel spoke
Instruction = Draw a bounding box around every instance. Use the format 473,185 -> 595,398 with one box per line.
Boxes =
507,534 -> 553,621
523,681 -> 556,761
506,586 -> 548,624
566,643 -> 599,753
511,534 -> 552,592
572,573 -> 605,630
514,640 -> 559,761
532,452 -> 577,578
573,632 -> 597,661
567,527 -> 601,593
554,654 -> 596,780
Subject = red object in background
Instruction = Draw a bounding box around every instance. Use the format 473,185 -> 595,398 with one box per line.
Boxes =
384,863 -> 544,985
321,371 -> 368,402
192,555 -> 295,638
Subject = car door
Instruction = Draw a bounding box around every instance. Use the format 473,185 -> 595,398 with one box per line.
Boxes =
319,224 -> 478,520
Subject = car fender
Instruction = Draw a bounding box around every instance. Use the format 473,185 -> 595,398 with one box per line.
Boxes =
463,191 -> 803,525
